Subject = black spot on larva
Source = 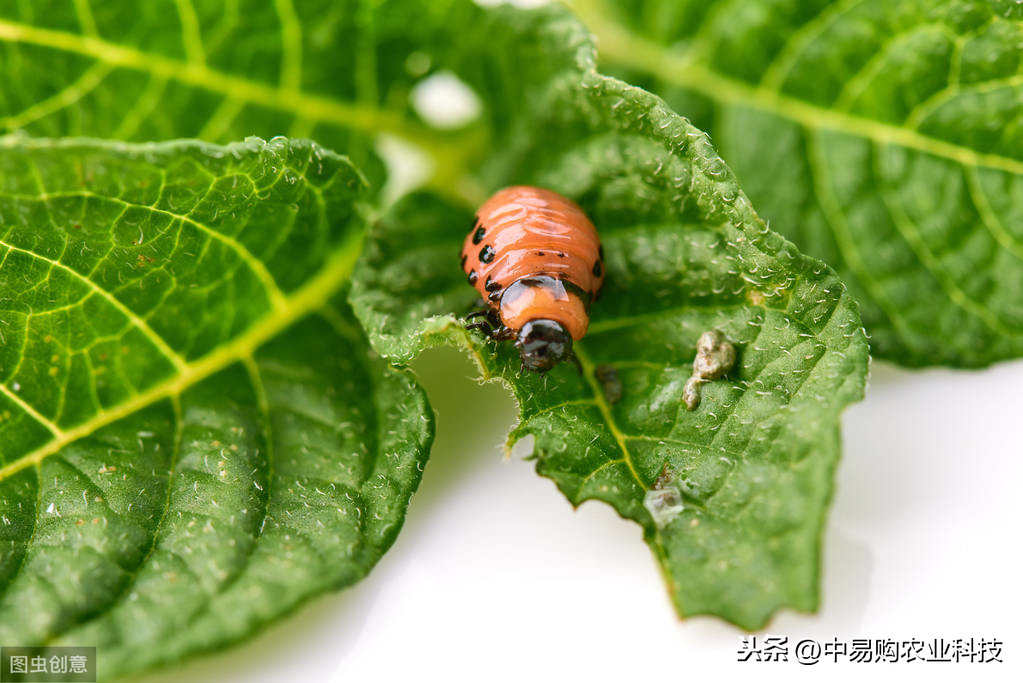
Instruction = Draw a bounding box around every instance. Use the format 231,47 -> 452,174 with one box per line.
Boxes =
536,251 -> 545,257
467,269 -> 478,285
460,253 -> 467,268
485,275 -> 501,292
488,290 -> 501,302
592,260 -> 602,277
472,225 -> 486,245
479,244 -> 495,263
558,252 -> 566,258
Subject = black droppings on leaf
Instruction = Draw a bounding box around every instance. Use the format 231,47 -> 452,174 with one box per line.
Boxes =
594,364 -> 622,404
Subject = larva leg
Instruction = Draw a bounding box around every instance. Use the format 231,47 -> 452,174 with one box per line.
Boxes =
465,322 -> 495,338
493,326 -> 516,341
566,352 -> 583,375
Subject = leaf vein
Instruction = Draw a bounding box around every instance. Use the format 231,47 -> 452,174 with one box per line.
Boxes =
0,18 -> 440,153
174,0 -> 206,66
582,10 -> 1023,178
273,0 -> 303,91
963,165 -> 1023,263
0,235 -> 188,372
0,62 -> 113,131
803,128 -> 919,343
0,229 -> 363,483
871,141 -> 1015,335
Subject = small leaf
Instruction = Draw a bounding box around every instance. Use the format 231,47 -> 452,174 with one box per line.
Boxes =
0,138 -> 432,678
573,0 -> 1023,367
350,3 -> 869,629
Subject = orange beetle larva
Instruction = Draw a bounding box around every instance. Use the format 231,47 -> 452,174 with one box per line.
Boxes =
460,186 -> 604,373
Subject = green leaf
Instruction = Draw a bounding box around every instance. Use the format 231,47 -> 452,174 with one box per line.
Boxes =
0,0 -> 487,191
0,137 -> 432,678
350,3 -> 869,629
572,0 -> 1023,367
0,0 -> 867,640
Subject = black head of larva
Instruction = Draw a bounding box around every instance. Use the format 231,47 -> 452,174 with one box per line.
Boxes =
515,319 -> 572,373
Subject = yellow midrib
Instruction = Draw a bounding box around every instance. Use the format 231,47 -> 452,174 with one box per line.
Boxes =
0,18 -> 432,150
572,344 -> 645,488
0,229 -> 364,482
577,3 -> 1023,178
0,235 -> 190,372
573,342 -> 679,608
0,16 -> 486,205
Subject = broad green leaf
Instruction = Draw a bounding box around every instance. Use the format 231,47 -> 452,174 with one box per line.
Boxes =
0,137 -> 432,679
572,0 -> 1023,367
0,0 -> 489,192
350,3 -> 869,629
0,0 -> 869,639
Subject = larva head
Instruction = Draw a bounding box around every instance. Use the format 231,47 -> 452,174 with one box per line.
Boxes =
515,319 -> 572,373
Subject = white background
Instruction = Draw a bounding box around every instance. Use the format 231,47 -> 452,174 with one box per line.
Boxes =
135,349 -> 1023,683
